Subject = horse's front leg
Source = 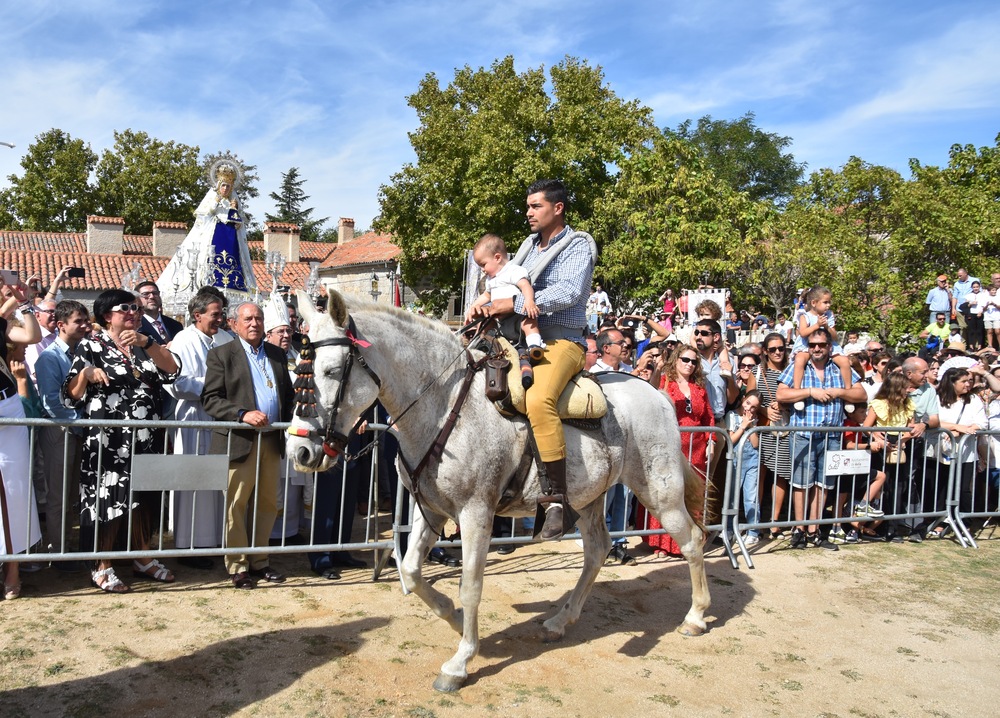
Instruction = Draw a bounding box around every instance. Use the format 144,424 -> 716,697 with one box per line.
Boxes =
541,499 -> 611,641
434,504 -> 493,693
400,509 -> 461,633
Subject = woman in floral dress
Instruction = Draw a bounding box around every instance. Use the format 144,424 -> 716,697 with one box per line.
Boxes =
64,290 -> 180,593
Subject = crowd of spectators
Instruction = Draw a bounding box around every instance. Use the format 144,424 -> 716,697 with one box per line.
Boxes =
587,269 -> 1000,554
0,269 -> 391,599
4,266 -> 1000,600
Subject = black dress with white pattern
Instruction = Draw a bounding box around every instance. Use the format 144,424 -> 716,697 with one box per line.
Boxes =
63,330 -> 179,526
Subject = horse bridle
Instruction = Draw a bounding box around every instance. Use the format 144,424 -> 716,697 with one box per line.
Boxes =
289,317 -> 381,459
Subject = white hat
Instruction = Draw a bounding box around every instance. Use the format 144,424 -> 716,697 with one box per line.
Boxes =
263,293 -> 290,333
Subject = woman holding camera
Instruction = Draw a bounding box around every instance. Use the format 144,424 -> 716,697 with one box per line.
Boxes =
64,290 -> 180,593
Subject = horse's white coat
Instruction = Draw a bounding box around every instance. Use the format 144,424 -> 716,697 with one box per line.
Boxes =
289,292 -> 711,691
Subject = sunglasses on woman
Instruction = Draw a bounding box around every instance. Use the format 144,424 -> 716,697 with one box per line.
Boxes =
678,356 -> 698,365
110,303 -> 139,313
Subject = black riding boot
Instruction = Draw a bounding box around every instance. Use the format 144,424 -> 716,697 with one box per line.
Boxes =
535,459 -> 579,541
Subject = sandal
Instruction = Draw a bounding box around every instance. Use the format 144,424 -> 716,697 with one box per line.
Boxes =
4,582 -> 22,600
769,529 -> 785,541
92,567 -> 131,594
133,559 -> 175,583
859,527 -> 885,542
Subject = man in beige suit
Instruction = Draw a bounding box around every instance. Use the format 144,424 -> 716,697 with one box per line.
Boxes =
202,302 -> 294,589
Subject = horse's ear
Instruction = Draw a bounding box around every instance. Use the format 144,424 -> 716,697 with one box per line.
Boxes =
295,290 -> 317,327
327,289 -> 349,328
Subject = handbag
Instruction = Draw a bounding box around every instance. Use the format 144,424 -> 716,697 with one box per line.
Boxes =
885,445 -> 907,464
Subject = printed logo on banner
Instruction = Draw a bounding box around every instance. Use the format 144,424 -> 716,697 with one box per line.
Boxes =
825,450 -> 872,476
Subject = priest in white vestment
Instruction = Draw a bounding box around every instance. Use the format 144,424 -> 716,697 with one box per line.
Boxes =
165,291 -> 230,567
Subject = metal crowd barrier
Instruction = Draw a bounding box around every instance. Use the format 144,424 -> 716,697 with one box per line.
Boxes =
727,425 -> 970,566
951,431 -> 1000,548
2,417 -> 996,584
0,417 -> 394,581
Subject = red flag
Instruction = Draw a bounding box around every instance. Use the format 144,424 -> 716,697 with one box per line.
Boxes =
393,276 -> 402,307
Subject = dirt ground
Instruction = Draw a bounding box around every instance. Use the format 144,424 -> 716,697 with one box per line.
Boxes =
2,530 -> 998,718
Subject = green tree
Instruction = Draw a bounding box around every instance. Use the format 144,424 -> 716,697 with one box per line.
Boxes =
376,55 -> 655,313
593,131 -> 774,312
669,112 -> 805,204
95,129 -> 203,235
1,128 -> 98,232
265,167 -> 328,243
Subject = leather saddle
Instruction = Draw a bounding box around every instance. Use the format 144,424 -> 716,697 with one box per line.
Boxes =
492,337 -> 607,421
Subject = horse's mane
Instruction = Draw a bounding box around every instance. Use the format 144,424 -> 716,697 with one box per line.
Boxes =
343,297 -> 463,349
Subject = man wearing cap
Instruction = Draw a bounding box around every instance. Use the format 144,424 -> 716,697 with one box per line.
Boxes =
920,312 -> 952,349
925,275 -> 953,325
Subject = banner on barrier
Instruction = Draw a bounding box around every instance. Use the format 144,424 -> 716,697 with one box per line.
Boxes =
824,450 -> 872,475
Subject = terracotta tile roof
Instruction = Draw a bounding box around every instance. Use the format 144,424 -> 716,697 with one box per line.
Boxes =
264,222 -> 300,232
1,230 -> 161,257
319,232 -> 400,269
124,235 -> 153,255
247,240 -> 336,263
0,230 -> 86,253
87,215 -> 124,225
250,260 -> 312,291
153,221 -> 188,229
1,249 -> 170,292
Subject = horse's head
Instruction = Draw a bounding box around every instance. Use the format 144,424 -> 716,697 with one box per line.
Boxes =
287,289 -> 381,472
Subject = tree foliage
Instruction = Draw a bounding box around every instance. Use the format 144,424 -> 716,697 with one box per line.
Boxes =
95,130 -> 204,235
265,167 -> 328,243
593,132 -> 773,311
375,55 -> 655,312
0,128 -> 98,232
668,112 -> 805,204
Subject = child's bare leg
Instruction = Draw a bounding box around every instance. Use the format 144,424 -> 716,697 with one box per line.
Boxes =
792,351 -> 809,409
833,354 -> 852,387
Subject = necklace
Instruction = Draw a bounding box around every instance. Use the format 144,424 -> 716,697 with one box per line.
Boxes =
110,334 -> 141,380
247,343 -> 274,389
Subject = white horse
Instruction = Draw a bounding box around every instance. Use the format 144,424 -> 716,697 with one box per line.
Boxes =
288,291 -> 710,692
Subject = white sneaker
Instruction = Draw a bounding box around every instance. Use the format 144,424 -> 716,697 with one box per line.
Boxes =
743,534 -> 760,547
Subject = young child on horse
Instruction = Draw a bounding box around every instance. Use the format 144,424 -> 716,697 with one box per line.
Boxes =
467,232 -> 543,351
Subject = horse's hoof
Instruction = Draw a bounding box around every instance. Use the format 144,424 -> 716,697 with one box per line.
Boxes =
540,627 -> 565,643
677,622 -> 706,637
433,672 -> 465,692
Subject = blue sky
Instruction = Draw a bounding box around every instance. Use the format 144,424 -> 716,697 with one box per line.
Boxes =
2,0 -> 998,231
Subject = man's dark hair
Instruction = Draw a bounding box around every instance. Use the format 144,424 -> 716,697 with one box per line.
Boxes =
596,329 -> 621,355
695,318 -> 722,335
135,280 -> 159,294
811,326 -> 833,344
526,179 -> 568,210
188,291 -> 224,321
54,299 -> 88,325
195,285 -> 228,308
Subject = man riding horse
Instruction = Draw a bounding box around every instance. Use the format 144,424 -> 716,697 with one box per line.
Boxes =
472,179 -> 595,541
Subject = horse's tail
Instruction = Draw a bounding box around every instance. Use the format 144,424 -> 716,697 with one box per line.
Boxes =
683,458 -> 706,533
